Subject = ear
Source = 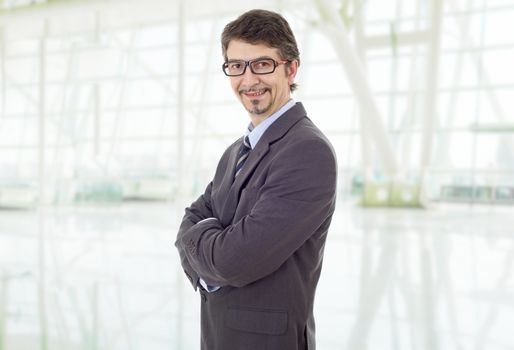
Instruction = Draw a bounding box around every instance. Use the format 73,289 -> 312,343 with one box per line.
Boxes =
287,59 -> 299,86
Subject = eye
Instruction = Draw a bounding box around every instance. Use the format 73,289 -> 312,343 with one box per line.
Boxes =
228,62 -> 243,70
254,60 -> 272,69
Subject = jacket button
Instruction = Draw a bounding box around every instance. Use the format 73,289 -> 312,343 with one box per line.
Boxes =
201,293 -> 207,302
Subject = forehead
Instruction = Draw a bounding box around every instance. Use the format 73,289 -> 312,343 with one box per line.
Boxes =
226,39 -> 280,60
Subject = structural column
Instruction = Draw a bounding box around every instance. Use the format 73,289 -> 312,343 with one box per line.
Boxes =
37,19 -> 49,350
175,2 -> 186,350
420,0 -> 443,194
314,0 -> 398,177
0,26 -> 5,119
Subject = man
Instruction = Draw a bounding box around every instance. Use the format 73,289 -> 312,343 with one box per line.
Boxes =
175,9 -> 337,350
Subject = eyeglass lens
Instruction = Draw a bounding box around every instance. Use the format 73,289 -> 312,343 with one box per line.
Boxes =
224,58 -> 276,76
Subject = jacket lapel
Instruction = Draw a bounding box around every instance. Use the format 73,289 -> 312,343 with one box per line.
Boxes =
218,102 -> 307,226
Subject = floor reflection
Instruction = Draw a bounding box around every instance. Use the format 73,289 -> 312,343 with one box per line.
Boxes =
0,201 -> 513,349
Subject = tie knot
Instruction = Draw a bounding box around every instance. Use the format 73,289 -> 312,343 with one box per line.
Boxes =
243,136 -> 251,150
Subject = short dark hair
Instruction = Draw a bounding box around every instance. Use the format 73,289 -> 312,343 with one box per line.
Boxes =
221,9 -> 300,92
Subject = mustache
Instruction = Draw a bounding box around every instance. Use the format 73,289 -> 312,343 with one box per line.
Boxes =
239,86 -> 270,94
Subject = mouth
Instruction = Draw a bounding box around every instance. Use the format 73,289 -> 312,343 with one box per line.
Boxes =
241,88 -> 268,99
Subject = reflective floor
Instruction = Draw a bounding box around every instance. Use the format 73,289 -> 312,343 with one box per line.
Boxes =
0,201 -> 513,350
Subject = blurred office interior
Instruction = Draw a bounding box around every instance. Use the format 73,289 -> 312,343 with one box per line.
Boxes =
0,0 -> 513,349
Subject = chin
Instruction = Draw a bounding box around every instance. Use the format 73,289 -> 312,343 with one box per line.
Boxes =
248,106 -> 273,116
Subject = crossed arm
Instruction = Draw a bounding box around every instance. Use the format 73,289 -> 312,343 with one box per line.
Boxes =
175,139 -> 337,289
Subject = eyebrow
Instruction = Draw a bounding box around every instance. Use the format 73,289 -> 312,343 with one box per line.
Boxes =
226,56 -> 274,62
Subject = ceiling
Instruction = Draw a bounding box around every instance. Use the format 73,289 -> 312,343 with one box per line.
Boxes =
0,0 -> 314,41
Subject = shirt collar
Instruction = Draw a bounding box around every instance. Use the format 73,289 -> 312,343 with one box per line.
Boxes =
245,99 -> 296,149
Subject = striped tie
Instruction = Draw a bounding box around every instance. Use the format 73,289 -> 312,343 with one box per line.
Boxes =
235,136 -> 251,177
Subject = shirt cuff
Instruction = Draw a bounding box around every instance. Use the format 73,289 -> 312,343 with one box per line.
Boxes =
199,278 -> 221,293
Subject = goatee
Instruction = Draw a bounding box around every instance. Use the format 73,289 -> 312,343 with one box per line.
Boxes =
245,99 -> 272,115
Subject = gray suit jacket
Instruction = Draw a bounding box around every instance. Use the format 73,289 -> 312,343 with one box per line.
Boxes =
175,102 -> 337,350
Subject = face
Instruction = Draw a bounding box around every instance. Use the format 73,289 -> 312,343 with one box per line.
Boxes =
225,39 -> 298,124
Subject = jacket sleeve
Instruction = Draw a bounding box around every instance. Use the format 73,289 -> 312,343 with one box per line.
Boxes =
176,138 -> 337,288
175,181 -> 214,290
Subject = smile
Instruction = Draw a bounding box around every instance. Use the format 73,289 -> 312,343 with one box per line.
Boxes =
242,89 -> 268,98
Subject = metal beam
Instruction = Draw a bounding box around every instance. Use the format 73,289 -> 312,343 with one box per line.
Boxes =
175,2 -> 185,350
362,30 -> 430,48
0,272 -> 6,350
92,10 -> 101,159
314,0 -> 398,176
188,19 -> 219,183
0,25 -> 4,119
37,19 -> 49,350
419,0 -> 443,197
353,0 -> 372,179
470,123 -> 514,133
102,28 -> 137,172
399,1 -> 424,176
176,0 -> 185,201
38,20 -> 48,205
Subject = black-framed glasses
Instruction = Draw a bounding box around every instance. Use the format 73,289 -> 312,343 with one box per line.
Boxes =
222,58 -> 290,76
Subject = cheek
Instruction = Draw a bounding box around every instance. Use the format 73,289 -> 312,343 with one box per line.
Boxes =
260,78 -> 275,91
230,79 -> 240,93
